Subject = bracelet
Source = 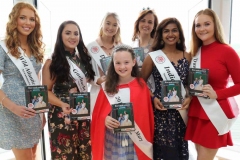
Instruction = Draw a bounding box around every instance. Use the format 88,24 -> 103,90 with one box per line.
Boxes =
151,95 -> 156,102
0,95 -> 7,108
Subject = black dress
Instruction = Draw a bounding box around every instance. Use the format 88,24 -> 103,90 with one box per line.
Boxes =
152,57 -> 189,160
48,51 -> 91,160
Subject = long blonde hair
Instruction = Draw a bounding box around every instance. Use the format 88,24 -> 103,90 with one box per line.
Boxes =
98,12 -> 121,43
190,8 -> 226,56
5,2 -> 44,62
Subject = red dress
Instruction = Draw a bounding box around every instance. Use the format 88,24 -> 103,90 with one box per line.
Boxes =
91,78 -> 154,160
185,41 -> 240,148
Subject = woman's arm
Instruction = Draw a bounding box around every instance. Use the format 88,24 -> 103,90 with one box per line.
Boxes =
141,55 -> 166,110
141,55 -> 153,83
0,71 -> 36,118
42,59 -> 71,114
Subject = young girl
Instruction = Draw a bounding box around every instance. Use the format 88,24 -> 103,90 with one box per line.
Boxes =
185,8 -> 240,160
91,44 -> 154,160
0,2 -> 44,159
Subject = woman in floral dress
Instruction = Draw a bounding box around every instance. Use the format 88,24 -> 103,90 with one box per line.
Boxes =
42,20 -> 95,160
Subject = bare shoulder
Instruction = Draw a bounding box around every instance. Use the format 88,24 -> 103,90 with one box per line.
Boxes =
144,54 -> 153,64
184,51 -> 192,63
43,59 -> 52,69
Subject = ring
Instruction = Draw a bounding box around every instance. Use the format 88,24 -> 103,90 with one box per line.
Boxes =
23,114 -> 26,117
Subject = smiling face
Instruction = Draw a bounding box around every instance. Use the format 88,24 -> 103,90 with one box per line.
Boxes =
17,7 -> 35,38
194,14 -> 216,45
162,23 -> 180,46
61,24 -> 80,53
138,13 -> 155,36
113,50 -> 136,81
102,15 -> 119,37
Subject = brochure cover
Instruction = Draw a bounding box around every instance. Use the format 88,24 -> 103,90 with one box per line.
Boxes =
25,85 -> 49,113
100,56 -> 112,75
133,47 -> 144,68
111,103 -> 135,133
188,68 -> 209,98
161,80 -> 182,109
70,92 -> 90,118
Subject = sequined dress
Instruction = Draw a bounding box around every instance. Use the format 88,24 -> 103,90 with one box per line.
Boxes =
152,57 -> 189,160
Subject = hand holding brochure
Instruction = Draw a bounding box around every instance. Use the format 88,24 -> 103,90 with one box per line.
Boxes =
100,56 -> 112,75
161,80 -> 182,109
111,103 -> 135,132
25,85 -> 49,113
188,68 -> 209,98
133,47 -> 144,68
69,92 -> 90,119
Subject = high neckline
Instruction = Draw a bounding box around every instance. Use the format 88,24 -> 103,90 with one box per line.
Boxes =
65,50 -> 76,57
202,41 -> 218,49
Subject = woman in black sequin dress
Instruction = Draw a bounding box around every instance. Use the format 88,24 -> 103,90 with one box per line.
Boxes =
141,18 -> 192,160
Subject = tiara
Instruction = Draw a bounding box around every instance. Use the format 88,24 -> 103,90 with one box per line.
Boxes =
112,44 -> 133,53
142,7 -> 150,11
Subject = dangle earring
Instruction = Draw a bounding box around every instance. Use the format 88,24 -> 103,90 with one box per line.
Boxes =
177,39 -> 181,44
160,40 -> 164,45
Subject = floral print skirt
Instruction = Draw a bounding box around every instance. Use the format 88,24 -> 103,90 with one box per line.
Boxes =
48,105 -> 91,160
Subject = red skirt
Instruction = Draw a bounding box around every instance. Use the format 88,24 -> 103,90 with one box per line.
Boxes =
185,116 -> 233,149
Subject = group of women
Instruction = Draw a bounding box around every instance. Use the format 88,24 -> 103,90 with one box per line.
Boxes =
0,2 -> 240,160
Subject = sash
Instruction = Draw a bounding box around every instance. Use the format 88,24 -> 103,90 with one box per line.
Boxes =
66,57 -> 87,92
102,83 -> 153,159
0,41 -> 40,86
190,48 -> 238,135
0,41 -> 44,125
149,50 -> 188,125
87,41 -> 108,71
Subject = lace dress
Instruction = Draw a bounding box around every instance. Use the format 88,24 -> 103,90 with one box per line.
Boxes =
48,51 -> 91,160
152,57 -> 189,160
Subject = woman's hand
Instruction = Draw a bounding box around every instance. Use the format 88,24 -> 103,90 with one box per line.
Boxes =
69,87 -> 78,93
96,76 -> 106,85
60,102 -> 72,114
153,97 -> 167,111
11,105 -> 36,118
179,96 -> 192,110
202,84 -> 217,99
105,116 -> 120,130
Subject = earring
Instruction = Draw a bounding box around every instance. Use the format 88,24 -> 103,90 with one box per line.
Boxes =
160,40 -> 164,45
177,39 -> 181,44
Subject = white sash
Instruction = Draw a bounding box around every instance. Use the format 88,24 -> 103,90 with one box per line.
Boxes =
149,50 -> 188,125
0,41 -> 40,86
87,41 -> 108,71
102,83 -> 153,159
66,57 -> 87,92
190,48 -> 238,135
0,41 -> 44,124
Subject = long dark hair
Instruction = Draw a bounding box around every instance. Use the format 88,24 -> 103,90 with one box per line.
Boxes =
105,44 -> 142,94
49,20 -> 95,83
152,17 -> 186,52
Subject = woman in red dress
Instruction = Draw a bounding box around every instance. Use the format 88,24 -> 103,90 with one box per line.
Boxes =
185,8 -> 240,160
